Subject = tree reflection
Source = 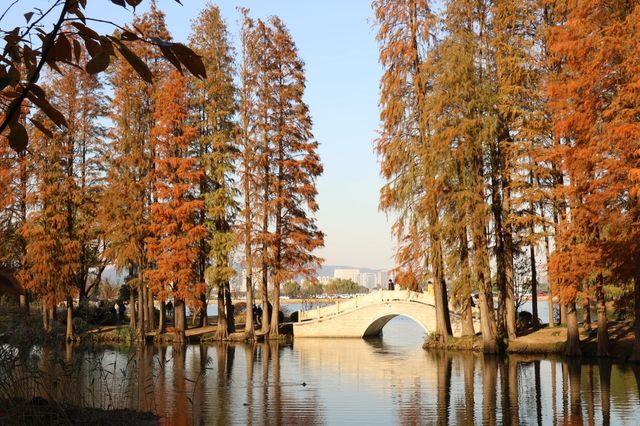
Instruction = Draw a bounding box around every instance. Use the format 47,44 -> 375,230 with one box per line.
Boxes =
482,355 -> 498,426
598,359 -> 612,426
460,353 -> 475,424
213,342 -> 233,425
22,342 -> 640,424
436,352 -> 451,426
568,359 -> 582,424
172,344 -> 188,426
534,360 -> 542,426
244,343 -> 256,425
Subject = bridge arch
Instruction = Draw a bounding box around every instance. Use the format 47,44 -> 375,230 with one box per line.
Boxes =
362,312 -> 430,338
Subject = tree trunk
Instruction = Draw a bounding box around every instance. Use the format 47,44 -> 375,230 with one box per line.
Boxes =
582,296 -> 591,333
471,153 -> 497,352
270,278 -> 281,337
42,302 -> 50,331
225,283 -> 235,334
545,235 -> 554,327
459,227 -> 475,336
490,135 -> 511,341
245,275 -> 254,338
147,286 -> 155,331
261,268 -> 269,336
65,296 -> 74,342
561,303 -> 567,325
530,243 -> 539,328
565,302 -> 581,356
503,189 -> 517,340
474,234 -> 497,353
129,289 -> 136,332
174,298 -> 186,343
50,303 -> 57,322
136,281 -> 146,343
479,290 -> 498,354
216,286 -> 228,340
431,222 -> 452,345
630,272 -> 640,362
19,291 -> 29,318
158,300 -> 166,334
142,286 -> 149,332
199,292 -> 207,328
461,297 -> 475,336
596,274 -> 610,357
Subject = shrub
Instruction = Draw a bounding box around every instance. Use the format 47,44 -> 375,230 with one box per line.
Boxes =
74,304 -> 117,326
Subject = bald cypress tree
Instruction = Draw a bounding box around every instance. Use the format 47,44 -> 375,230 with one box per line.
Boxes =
268,17 -> 324,337
190,4 -> 238,339
102,3 -> 171,341
548,0 -> 640,357
21,58 -> 105,340
374,0 -> 454,346
238,10 -> 258,338
146,71 -> 206,343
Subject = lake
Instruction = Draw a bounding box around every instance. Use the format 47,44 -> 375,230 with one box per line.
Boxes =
20,316 -> 640,425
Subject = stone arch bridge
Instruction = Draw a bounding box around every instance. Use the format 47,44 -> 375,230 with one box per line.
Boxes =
293,289 -> 473,338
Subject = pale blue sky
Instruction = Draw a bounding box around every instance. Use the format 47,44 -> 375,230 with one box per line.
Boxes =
9,1 -> 396,270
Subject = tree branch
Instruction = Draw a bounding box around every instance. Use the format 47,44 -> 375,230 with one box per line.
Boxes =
0,0 -> 20,24
0,0 -> 71,136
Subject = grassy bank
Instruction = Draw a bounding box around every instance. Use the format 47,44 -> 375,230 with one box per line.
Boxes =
426,320 -> 637,360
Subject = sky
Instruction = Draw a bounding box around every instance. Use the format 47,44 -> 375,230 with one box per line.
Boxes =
7,1 -> 397,270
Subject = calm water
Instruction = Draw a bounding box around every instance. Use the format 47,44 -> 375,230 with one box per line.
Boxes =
18,317 -> 640,425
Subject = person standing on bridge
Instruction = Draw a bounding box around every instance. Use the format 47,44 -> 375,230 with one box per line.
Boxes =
388,279 -> 395,291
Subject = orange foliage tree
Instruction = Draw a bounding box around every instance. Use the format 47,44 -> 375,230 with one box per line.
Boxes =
146,71 -> 206,343
102,4 -> 172,340
548,0 -> 640,357
268,17 -> 324,336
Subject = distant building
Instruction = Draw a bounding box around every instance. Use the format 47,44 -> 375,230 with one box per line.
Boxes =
334,268 -> 360,282
357,273 -> 376,290
375,270 -> 389,288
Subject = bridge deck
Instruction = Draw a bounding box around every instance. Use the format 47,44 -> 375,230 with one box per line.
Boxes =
298,290 -> 436,322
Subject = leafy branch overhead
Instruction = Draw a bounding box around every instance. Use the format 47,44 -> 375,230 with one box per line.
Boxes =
0,0 -> 205,152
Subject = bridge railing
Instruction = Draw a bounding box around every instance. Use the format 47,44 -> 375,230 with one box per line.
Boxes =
298,290 -> 437,322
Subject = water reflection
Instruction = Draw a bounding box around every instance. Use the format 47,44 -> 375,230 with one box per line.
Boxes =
15,320 -> 640,425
